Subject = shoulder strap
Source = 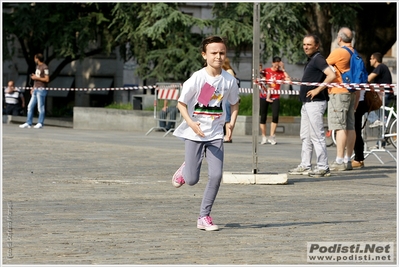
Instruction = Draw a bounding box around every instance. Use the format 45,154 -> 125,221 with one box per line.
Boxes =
342,46 -> 353,56
335,46 -> 353,74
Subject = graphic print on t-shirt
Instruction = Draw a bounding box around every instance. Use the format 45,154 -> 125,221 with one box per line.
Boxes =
194,83 -> 223,120
198,82 -> 216,106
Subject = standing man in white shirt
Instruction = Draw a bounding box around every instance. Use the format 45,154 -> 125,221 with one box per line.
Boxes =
4,80 -> 25,116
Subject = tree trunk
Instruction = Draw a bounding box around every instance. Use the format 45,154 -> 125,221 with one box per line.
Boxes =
303,3 -> 333,57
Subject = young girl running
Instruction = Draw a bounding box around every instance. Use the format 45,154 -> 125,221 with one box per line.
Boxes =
172,36 -> 240,231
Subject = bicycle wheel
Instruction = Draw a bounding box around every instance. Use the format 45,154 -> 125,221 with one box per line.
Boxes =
388,118 -> 397,148
325,128 -> 334,147
331,129 -> 337,146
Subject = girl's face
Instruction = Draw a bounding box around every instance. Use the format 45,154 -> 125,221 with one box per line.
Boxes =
202,42 -> 226,70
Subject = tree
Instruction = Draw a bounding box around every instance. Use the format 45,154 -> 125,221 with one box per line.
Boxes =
3,3 -> 117,84
3,2 -> 396,86
110,3 -> 211,82
210,3 -> 253,63
211,2 -> 396,68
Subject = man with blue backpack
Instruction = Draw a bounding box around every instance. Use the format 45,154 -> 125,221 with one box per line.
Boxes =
326,27 -> 368,172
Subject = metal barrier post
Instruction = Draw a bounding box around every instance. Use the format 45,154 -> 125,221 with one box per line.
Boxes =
145,83 -> 182,137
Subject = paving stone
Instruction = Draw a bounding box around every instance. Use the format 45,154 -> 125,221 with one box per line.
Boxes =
2,124 -> 397,265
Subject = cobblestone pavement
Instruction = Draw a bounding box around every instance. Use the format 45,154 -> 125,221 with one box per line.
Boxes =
2,123 -> 397,265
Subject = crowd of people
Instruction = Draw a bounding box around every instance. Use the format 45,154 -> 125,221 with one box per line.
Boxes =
287,27 -> 394,176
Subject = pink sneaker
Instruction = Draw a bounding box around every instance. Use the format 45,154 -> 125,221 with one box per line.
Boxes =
172,162 -> 185,188
197,216 -> 219,231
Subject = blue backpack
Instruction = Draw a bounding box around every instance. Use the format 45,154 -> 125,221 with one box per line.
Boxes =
336,46 -> 369,92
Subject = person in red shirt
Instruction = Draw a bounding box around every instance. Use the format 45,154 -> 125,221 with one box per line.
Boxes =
259,56 -> 291,145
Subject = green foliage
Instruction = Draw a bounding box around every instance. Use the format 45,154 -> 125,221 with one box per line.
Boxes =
3,3 -> 116,80
211,3 -> 362,64
328,3 -> 360,30
237,94 -> 253,116
211,3 -> 253,62
3,2 -> 395,85
238,94 -> 302,116
111,3 -> 210,82
260,3 -> 308,64
105,102 -> 133,110
104,95 -> 303,117
279,97 -> 302,116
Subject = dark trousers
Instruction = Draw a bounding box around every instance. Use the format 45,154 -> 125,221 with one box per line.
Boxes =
5,104 -> 22,116
159,106 -> 177,130
259,98 -> 280,124
353,100 -> 368,161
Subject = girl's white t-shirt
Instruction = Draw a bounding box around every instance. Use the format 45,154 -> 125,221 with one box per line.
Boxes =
173,67 -> 240,141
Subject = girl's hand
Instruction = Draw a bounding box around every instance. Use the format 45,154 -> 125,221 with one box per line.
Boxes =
188,121 -> 205,137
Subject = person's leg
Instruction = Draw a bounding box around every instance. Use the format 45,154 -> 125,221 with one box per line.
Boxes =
308,101 -> 329,170
328,93 -> 348,163
167,106 -> 177,129
270,123 -> 277,137
335,130 -> 347,159
259,98 -> 267,143
11,105 -> 20,116
259,124 -> 266,138
5,105 -> 13,115
299,103 -> 313,169
201,138 -> 224,217
269,99 -> 280,137
353,101 -> 367,163
345,93 -> 356,161
159,109 -> 167,128
37,89 -> 47,125
183,139 -> 205,186
26,90 -> 38,125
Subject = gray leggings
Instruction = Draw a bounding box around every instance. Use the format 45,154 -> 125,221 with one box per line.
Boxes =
183,138 -> 224,217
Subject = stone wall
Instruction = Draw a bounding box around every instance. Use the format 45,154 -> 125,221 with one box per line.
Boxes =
4,108 -> 328,137
73,107 -> 309,136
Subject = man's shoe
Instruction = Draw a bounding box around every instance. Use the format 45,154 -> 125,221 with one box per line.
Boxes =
309,168 -> 331,178
197,216 -> 219,231
33,123 -> 43,129
19,123 -> 31,128
172,162 -> 185,188
346,161 -> 353,171
288,165 -> 311,175
268,135 -> 277,145
330,161 -> 346,171
369,120 -> 384,128
260,136 -> 267,145
352,160 -> 365,169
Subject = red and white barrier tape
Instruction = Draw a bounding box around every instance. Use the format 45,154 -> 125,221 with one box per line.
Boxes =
5,85 -> 158,91
257,78 -> 396,89
251,79 -> 396,95
4,79 -> 396,95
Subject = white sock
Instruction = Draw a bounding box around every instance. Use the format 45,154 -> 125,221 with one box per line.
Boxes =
336,157 -> 344,164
